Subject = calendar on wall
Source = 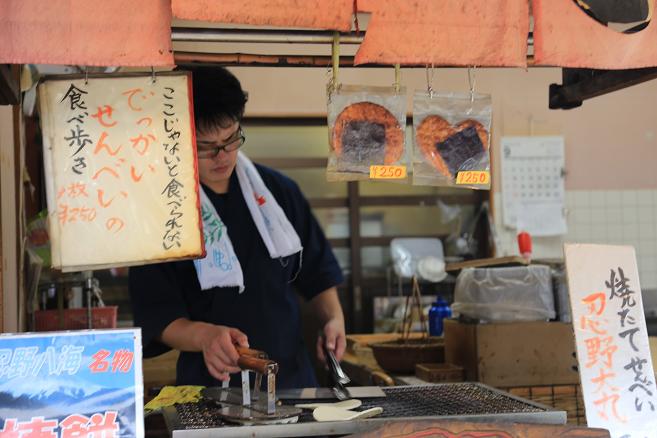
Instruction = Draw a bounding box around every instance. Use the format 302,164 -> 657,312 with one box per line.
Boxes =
501,136 -> 566,236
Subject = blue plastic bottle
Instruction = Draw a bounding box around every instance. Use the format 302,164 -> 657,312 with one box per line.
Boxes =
429,296 -> 452,336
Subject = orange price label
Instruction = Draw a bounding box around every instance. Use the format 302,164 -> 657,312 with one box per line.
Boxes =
369,165 -> 407,180
456,171 -> 490,185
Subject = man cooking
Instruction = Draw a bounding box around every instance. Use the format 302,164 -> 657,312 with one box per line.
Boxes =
129,67 -> 346,389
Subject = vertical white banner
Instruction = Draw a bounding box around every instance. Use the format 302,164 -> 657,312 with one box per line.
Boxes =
565,243 -> 657,438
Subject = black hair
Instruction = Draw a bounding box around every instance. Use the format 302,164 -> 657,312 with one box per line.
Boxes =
189,66 -> 248,134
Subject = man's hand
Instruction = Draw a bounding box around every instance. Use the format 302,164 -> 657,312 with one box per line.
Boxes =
198,324 -> 249,381
309,287 -> 346,365
160,318 -> 249,382
316,317 -> 346,364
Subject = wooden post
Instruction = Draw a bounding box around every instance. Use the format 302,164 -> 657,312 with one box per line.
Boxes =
0,105 -> 17,331
347,181 -> 362,333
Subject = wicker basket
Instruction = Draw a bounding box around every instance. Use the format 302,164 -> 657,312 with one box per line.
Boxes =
415,362 -> 464,383
34,306 -> 118,331
371,338 -> 444,373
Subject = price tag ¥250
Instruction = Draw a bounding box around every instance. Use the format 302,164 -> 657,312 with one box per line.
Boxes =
456,171 -> 490,185
369,165 -> 407,180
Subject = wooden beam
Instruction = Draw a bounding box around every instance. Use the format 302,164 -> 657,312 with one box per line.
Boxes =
0,65 -> 19,106
244,117 -> 328,126
330,235 -> 448,248
14,105 -> 24,331
309,198 -> 348,208
576,0 -> 649,24
359,194 -> 476,206
244,115 -> 420,126
0,105 -> 18,332
445,255 -> 528,272
352,419 -> 610,438
550,67 -> 657,109
256,157 -> 327,169
175,51 -> 358,68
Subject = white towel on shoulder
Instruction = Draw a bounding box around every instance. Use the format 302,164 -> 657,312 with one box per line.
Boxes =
194,152 -> 302,292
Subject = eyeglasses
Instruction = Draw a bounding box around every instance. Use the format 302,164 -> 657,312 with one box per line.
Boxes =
196,128 -> 245,159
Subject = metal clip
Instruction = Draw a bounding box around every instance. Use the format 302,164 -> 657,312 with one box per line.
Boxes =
468,66 -> 477,104
467,66 -> 478,115
425,63 -> 435,98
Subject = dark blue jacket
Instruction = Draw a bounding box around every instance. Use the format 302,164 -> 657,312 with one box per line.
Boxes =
129,164 -> 343,389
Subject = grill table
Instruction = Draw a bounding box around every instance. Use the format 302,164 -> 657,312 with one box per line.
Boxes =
163,383 -> 566,437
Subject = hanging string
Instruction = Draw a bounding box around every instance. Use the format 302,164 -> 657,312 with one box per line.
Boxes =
393,63 -> 401,93
151,66 -> 157,84
353,0 -> 360,36
84,67 -> 89,85
327,32 -> 341,101
332,32 -> 340,88
425,63 -> 435,98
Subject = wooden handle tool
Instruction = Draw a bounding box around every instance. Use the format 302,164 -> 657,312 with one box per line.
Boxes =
237,355 -> 279,375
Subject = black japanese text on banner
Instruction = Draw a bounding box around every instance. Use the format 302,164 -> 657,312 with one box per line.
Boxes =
564,243 -> 657,438
38,73 -> 203,272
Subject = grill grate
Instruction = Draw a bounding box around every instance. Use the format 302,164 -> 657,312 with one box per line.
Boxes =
360,384 -> 544,417
173,383 -> 547,430
175,401 -> 226,429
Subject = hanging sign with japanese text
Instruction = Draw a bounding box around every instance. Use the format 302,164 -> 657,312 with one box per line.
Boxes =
564,243 -> 657,438
0,329 -> 143,437
38,72 -> 203,272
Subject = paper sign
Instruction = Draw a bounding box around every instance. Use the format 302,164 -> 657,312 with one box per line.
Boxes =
0,329 -> 144,437
564,244 -> 657,438
38,73 -> 203,271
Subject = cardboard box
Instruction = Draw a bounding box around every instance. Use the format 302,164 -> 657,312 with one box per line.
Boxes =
444,319 -> 579,387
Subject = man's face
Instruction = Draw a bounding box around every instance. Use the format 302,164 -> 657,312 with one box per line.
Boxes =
196,121 -> 242,192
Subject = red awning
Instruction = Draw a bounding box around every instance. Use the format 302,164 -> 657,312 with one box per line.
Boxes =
354,0 -> 529,67
533,0 -> 657,68
0,0 -> 173,66
172,0 -> 353,31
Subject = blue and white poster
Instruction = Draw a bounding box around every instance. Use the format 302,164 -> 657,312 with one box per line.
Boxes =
0,329 -> 143,437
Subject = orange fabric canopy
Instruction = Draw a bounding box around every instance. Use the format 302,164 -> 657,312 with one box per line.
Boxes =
173,0 -> 353,31
533,0 -> 657,68
7,0 -> 657,70
0,0 -> 173,66
354,0 -> 529,67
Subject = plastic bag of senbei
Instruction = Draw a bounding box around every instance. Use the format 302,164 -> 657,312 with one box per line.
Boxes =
412,91 -> 492,190
327,85 -> 407,182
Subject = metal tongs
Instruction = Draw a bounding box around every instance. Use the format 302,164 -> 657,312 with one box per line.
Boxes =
323,343 -> 351,400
